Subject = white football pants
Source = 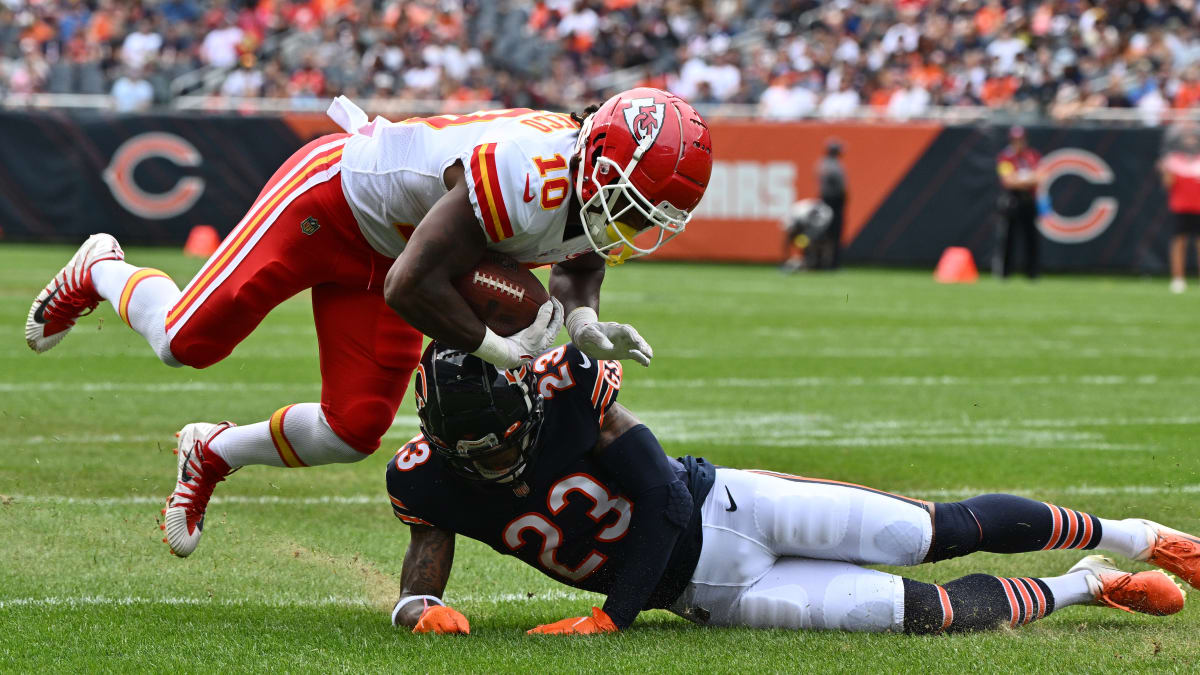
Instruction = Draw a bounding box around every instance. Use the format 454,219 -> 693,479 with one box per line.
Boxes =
669,468 -> 934,631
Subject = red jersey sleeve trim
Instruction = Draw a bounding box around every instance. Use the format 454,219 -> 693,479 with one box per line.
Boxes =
470,143 -> 514,242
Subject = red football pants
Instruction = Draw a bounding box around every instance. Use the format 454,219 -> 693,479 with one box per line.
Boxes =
164,133 -> 422,453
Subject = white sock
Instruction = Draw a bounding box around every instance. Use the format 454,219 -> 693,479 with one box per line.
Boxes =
209,420 -> 287,468
1040,570 -> 1094,608
91,260 -> 182,366
208,402 -> 365,469
1097,518 -> 1154,560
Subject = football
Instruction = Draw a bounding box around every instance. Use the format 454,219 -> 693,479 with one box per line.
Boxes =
452,251 -> 550,337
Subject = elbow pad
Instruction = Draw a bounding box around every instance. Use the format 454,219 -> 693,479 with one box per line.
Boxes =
663,478 -> 693,529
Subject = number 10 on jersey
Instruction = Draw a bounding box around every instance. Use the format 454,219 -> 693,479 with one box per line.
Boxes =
533,154 -> 569,210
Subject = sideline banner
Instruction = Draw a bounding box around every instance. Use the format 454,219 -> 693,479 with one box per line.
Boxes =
841,125 -> 1168,273
0,110 -> 1173,273
0,110 -> 298,244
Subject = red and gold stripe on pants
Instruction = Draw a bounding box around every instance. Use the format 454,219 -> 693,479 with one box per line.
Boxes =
166,142 -> 345,332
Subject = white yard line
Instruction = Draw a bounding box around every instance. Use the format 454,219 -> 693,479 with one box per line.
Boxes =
6,494 -> 381,506
0,421 -> 423,447
0,589 -> 591,610
0,595 -> 373,609
634,412 -> 1176,451
0,382 -> 310,393
8,484 -> 1200,508
2,374 -> 1197,393
637,374 -> 1187,388
3,412 -> 1188,452
907,484 -> 1200,498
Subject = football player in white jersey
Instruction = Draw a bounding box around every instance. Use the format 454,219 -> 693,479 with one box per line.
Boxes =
23,88 -> 714,558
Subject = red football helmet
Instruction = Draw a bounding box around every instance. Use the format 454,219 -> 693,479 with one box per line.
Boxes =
573,87 -> 713,264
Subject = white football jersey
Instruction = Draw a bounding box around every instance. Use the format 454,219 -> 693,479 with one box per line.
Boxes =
328,96 -> 595,266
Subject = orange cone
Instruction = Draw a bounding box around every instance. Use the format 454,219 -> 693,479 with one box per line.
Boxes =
183,225 -> 220,258
933,246 -> 978,284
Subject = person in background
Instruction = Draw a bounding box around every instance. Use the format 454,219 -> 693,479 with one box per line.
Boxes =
111,67 -> 154,112
817,138 -> 847,270
780,198 -> 832,273
1160,123 -> 1200,294
994,126 -> 1042,280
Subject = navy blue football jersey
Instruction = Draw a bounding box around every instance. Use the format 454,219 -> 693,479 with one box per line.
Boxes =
386,343 -> 715,609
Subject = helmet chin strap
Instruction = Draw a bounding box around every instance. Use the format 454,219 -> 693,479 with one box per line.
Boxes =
473,457 -> 530,497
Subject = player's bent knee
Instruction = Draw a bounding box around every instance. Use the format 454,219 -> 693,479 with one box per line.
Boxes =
323,399 -> 395,454
872,519 -> 928,565
927,500 -> 982,562
824,572 -> 902,632
737,587 -> 812,629
168,334 -> 233,369
150,338 -> 183,368
738,567 -> 902,632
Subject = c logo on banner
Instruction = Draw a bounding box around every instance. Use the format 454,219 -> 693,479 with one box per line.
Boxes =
103,132 -> 205,219
1035,149 -> 1117,244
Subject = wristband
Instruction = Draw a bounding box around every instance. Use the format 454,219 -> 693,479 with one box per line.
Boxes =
565,306 -> 598,341
392,594 -> 445,626
471,327 -> 517,368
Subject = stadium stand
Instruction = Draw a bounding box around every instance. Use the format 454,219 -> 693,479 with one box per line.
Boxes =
2,0 -> 1200,122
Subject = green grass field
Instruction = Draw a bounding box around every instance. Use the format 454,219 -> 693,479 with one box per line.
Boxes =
2,244 -> 1199,672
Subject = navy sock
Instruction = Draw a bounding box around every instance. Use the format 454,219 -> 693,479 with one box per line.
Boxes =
927,494 -> 1102,562
903,575 -> 1056,634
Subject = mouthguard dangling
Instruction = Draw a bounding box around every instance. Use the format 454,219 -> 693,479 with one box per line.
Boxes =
604,222 -> 640,266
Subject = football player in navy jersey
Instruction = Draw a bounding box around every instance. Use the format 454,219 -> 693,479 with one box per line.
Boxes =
386,343 -> 1200,635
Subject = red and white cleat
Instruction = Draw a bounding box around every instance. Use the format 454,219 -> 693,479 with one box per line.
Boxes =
25,233 -> 124,353
1070,554 -> 1185,616
163,422 -> 235,557
1138,519 -> 1200,590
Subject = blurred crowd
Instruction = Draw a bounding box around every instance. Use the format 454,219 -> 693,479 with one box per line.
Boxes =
748,0 -> 1200,122
2,0 -> 1200,121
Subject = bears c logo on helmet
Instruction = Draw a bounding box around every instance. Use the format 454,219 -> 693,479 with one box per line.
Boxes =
623,97 -> 665,150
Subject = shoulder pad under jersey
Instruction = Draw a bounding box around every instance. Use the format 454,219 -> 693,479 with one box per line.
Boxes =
460,116 -> 578,247
386,435 -> 437,527
528,343 -> 622,429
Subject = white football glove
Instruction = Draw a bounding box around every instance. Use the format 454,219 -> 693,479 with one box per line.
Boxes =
472,298 -> 563,369
566,307 -> 653,367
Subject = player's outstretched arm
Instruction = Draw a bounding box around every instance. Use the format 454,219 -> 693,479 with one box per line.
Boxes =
392,524 -> 469,634
553,255 -> 653,367
530,404 -> 690,634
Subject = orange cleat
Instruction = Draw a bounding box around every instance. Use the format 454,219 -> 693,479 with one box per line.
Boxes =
1138,520 -> 1200,590
1070,555 -> 1185,616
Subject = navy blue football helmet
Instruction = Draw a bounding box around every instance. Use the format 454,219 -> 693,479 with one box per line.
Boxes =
414,342 -> 544,485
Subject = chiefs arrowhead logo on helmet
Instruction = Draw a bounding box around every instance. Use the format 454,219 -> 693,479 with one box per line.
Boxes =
623,97 -> 666,149
574,87 -> 713,265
